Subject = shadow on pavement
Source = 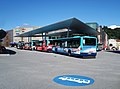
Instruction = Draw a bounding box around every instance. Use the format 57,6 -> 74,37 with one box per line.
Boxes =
107,50 -> 120,54
53,52 -> 96,59
0,49 -> 16,55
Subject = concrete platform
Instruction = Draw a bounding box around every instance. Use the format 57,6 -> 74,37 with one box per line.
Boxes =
0,48 -> 120,89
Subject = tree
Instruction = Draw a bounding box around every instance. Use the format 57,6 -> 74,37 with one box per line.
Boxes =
103,26 -> 120,39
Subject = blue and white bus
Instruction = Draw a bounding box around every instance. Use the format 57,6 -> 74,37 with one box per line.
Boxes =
52,36 -> 97,57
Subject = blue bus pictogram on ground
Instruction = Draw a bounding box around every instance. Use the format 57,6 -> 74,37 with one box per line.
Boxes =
53,75 -> 94,86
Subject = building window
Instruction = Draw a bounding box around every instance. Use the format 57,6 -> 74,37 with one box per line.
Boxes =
16,33 -> 20,36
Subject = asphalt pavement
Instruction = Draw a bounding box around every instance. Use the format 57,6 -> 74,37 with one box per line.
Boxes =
0,48 -> 120,89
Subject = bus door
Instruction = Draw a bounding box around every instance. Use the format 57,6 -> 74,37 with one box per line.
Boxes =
46,40 -> 53,52
31,41 -> 37,50
54,40 -> 65,53
68,38 -> 81,55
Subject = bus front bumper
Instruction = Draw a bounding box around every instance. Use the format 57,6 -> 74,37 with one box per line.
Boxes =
80,52 -> 97,56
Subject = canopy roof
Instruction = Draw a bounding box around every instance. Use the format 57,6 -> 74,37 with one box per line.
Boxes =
16,18 -> 98,37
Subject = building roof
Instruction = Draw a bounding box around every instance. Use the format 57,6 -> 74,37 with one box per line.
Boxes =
16,18 -> 98,37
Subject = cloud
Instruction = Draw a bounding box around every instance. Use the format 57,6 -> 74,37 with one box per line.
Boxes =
108,25 -> 120,29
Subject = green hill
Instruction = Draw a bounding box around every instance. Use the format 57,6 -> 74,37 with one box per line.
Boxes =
103,26 -> 120,39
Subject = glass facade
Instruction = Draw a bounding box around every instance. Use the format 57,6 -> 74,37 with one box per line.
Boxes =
86,23 -> 99,30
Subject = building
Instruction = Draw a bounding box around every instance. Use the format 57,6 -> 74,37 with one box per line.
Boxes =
3,26 -> 42,47
97,26 -> 108,49
13,26 -> 42,43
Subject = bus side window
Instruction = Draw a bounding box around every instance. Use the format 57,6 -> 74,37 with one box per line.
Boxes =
76,43 -> 79,47
67,41 -> 71,48
62,42 -> 65,47
65,41 -> 67,47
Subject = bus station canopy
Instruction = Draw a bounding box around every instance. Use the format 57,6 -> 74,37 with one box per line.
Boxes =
16,18 -> 98,37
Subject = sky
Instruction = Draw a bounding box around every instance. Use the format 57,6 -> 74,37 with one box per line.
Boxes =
0,0 -> 120,30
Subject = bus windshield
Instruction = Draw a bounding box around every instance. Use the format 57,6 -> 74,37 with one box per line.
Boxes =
83,38 -> 96,46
